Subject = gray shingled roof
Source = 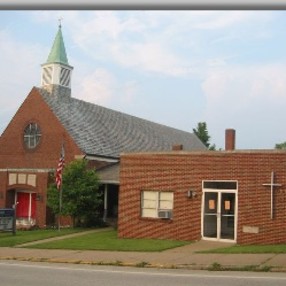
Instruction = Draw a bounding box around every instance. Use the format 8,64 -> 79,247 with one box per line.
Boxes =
39,88 -> 206,157
97,163 -> 120,184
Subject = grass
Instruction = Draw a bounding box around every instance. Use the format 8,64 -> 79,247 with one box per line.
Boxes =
27,230 -> 190,252
2,228 -> 285,254
0,228 -> 84,247
200,244 -> 286,254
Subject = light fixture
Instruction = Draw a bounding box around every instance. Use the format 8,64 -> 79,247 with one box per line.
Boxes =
187,190 -> 197,199
36,194 -> 43,201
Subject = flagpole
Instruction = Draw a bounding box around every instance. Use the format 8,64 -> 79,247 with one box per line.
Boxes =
58,183 -> 62,231
56,141 -> 65,231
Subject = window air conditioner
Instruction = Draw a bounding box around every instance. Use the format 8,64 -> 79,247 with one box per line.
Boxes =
158,210 -> 172,219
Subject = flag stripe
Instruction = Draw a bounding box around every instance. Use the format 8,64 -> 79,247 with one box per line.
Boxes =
56,145 -> 65,190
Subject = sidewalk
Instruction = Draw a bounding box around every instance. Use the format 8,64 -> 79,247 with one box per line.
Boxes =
0,229 -> 286,272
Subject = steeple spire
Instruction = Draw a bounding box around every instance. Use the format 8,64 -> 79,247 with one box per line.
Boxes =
46,23 -> 69,65
41,22 -> 73,97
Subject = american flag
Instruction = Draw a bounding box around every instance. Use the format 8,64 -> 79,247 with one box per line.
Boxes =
56,144 -> 65,190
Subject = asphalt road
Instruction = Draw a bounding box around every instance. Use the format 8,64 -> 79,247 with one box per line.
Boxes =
1,261 -> 286,286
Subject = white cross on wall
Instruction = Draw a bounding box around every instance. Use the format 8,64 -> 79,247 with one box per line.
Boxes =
262,171 -> 282,219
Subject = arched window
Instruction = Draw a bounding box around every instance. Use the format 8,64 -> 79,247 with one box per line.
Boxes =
23,123 -> 41,149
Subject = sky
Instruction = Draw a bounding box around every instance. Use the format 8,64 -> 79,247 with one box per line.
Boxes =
1,10 -> 286,150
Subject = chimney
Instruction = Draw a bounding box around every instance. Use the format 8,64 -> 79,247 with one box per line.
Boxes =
225,129 -> 235,151
172,144 -> 183,151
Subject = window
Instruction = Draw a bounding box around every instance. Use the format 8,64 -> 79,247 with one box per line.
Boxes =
203,181 -> 237,190
23,123 -> 41,149
141,191 -> 173,219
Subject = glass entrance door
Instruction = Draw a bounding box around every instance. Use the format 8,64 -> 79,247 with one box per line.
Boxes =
203,191 -> 236,241
220,193 -> 235,240
203,192 -> 218,238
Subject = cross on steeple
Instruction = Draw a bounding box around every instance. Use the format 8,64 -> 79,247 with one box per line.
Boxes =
58,17 -> 63,28
262,171 -> 282,219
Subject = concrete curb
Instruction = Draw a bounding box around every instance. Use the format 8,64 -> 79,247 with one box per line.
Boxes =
1,254 -> 286,273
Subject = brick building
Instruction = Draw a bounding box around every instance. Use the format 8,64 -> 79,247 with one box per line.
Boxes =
0,25 -> 205,228
118,130 -> 286,245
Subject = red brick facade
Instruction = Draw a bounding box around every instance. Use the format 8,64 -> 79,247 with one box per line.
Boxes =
118,151 -> 286,245
0,87 -> 83,227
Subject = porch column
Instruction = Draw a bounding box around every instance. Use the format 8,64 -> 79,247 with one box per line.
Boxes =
103,185 -> 108,222
28,193 -> 32,222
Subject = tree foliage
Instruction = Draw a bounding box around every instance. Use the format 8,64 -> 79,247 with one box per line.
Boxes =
47,159 -> 102,227
193,121 -> 216,150
275,142 -> 286,149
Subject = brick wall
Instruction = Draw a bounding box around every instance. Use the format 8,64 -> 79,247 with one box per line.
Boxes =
0,88 -> 83,169
0,172 -> 8,209
0,88 -> 83,227
118,151 -> 286,245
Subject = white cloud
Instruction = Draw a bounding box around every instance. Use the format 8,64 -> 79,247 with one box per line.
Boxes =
191,11 -> 263,30
60,12 -> 190,77
75,68 -> 115,105
29,11 -> 277,80
203,64 -> 286,105
144,11 -> 273,31
118,80 -> 139,104
0,30 -> 42,86
74,68 -> 140,107
201,63 -> 286,149
65,11 -> 146,53
75,11 -> 145,41
0,29 -> 45,133
110,41 -> 188,77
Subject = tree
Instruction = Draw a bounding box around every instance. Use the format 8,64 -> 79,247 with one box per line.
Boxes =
275,142 -> 286,149
47,159 -> 102,227
193,122 -> 216,150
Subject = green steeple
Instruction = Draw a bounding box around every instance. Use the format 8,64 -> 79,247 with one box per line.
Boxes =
46,24 -> 69,65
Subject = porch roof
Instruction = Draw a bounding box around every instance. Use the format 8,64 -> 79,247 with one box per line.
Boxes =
97,163 -> 119,184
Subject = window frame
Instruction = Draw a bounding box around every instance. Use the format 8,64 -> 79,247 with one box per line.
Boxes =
23,123 -> 42,150
141,190 -> 174,219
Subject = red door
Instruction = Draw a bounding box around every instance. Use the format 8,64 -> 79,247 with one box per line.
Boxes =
16,192 -> 36,219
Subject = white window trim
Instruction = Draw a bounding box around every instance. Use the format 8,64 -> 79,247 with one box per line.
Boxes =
141,191 -> 174,219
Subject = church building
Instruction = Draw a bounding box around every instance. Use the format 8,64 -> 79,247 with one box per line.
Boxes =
118,129 -> 286,245
0,24 -> 205,228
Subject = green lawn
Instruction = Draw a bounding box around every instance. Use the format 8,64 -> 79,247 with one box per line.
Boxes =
28,230 -> 190,252
200,244 -> 286,254
0,228 -> 84,247
3,228 -> 285,253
